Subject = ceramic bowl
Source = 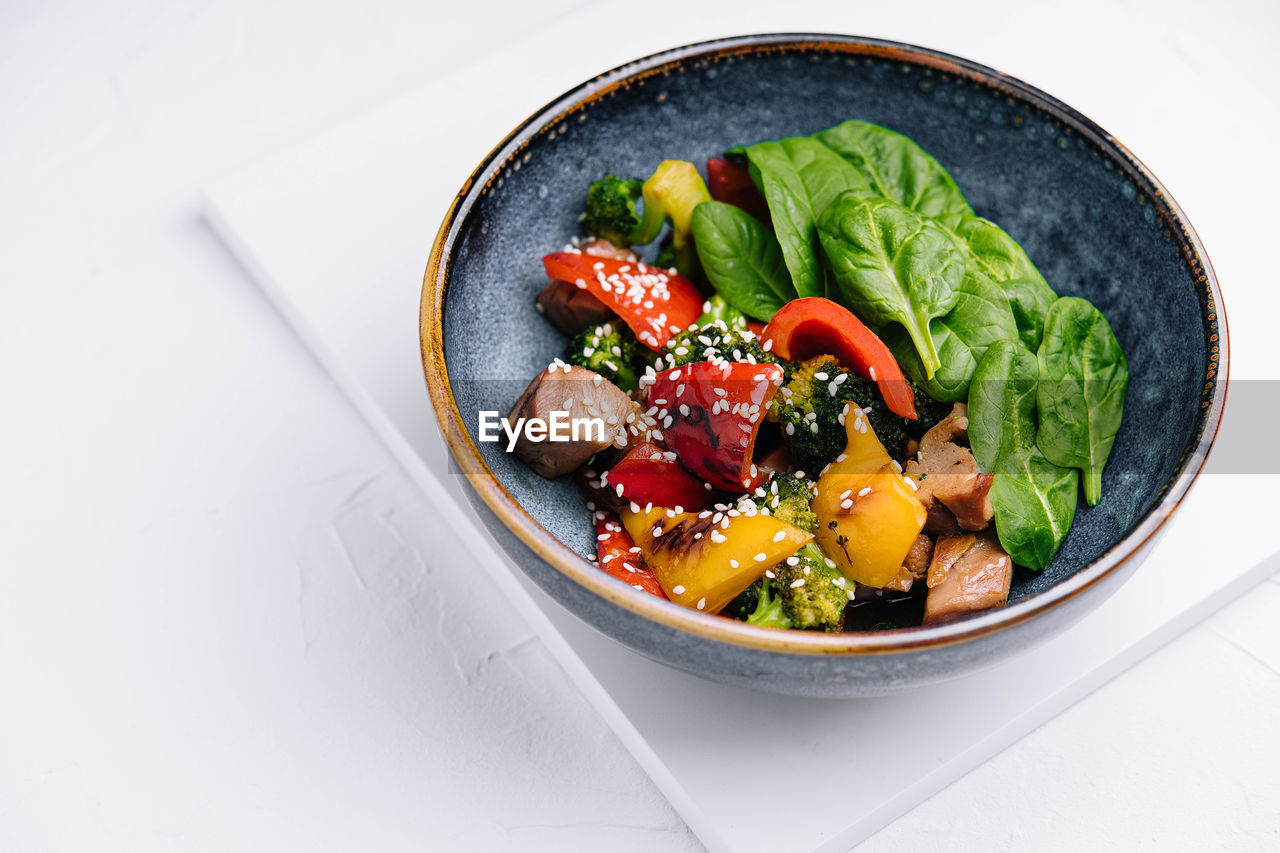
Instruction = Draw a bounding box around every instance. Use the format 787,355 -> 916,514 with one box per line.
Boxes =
420,34 -> 1227,697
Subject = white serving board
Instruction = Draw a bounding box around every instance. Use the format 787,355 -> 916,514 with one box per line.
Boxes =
204,6 -> 1273,850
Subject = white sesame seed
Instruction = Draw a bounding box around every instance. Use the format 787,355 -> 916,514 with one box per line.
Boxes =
729,558 -> 739,568
672,584 -> 686,595
696,598 -> 706,610
858,486 -> 872,497
790,579 -> 806,589
772,531 -> 786,542
753,552 -> 768,562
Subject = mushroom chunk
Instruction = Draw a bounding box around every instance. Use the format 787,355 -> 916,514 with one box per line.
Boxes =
883,533 -> 935,593
508,364 -> 634,479
903,402 -> 994,532
536,280 -> 613,336
922,531 -> 1013,625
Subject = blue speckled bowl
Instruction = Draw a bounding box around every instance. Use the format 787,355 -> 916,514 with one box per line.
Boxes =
421,34 -> 1227,697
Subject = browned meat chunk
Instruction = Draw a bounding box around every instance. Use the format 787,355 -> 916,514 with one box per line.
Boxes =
579,238 -> 639,262
923,501 -> 963,536
904,403 -> 994,532
923,531 -> 1013,624
508,364 -> 634,479
536,280 -> 612,336
883,533 -> 935,592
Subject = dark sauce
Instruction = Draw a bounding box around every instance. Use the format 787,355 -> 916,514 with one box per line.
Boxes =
843,590 -> 927,631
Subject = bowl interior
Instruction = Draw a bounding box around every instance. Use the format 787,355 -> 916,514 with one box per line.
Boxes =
440,39 -> 1216,612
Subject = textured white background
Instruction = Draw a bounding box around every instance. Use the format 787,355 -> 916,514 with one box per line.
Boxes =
3,0 -> 1278,850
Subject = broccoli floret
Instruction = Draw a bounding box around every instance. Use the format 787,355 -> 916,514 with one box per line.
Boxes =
581,174 -> 643,247
744,579 -> 792,629
630,160 -> 712,279
658,320 -> 781,372
770,357 -> 914,467
772,542 -> 849,631
736,543 -> 849,631
769,356 -> 850,472
734,474 -> 847,631
759,472 -> 817,533
566,321 -> 647,391
695,295 -> 750,332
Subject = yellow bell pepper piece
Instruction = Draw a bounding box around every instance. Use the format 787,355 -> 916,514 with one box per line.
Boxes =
814,406 -> 927,589
621,506 -> 811,614
638,160 -> 712,245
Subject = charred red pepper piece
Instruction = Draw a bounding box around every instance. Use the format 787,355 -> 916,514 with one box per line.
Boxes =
602,442 -> 712,512
648,360 -> 785,492
707,158 -> 770,224
762,297 -> 918,420
595,514 -> 666,598
542,252 -> 702,350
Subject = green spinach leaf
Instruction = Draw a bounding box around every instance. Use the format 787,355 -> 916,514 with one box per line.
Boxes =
691,201 -> 794,320
815,120 -> 974,218
742,137 -> 869,298
884,269 -> 1018,402
945,215 -> 1057,349
817,191 -> 964,378
1035,297 -> 1128,506
969,341 -> 1079,569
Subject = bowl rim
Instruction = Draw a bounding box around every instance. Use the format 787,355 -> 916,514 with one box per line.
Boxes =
420,32 -> 1228,656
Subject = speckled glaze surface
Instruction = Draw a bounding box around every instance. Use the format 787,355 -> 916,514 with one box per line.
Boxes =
421,34 -> 1226,697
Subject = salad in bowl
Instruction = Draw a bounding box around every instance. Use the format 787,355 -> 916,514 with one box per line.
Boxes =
505,119 -> 1128,633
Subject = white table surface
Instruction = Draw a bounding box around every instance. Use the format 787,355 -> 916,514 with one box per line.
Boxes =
3,1 -> 1278,851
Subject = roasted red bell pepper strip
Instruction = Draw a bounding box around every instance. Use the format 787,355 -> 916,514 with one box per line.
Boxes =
762,297 -> 918,420
596,514 -> 666,598
707,158 -> 770,224
648,360 -> 785,492
601,441 -> 712,512
542,252 -> 702,350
